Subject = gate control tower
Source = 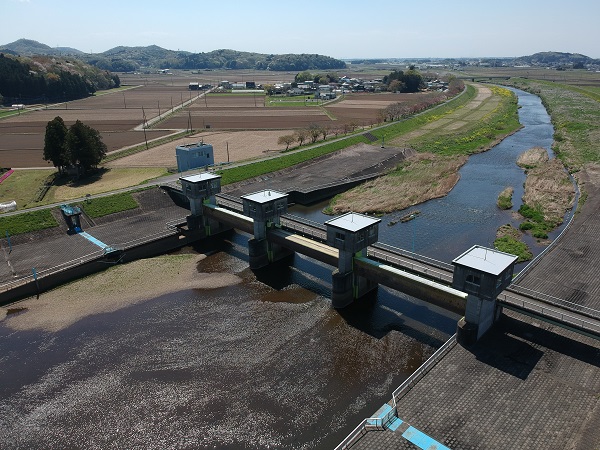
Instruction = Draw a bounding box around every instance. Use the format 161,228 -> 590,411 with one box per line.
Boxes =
179,173 -> 221,233
452,245 -> 518,343
325,212 -> 380,308
241,190 -> 292,269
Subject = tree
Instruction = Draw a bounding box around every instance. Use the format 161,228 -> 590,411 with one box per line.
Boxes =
65,120 -> 107,173
308,124 -> 322,143
277,134 -> 295,151
388,80 -> 405,93
293,129 -> 309,147
43,116 -> 69,174
295,71 -> 313,83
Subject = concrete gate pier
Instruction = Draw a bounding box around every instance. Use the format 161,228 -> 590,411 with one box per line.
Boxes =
325,212 -> 381,308
179,173 -> 222,236
452,245 -> 518,344
241,190 -> 293,270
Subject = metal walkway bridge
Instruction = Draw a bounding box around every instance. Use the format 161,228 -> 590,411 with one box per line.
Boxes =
215,193 -> 600,338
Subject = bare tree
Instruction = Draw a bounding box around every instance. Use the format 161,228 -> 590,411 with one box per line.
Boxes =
293,129 -> 309,146
278,134 -> 295,151
308,123 -> 322,143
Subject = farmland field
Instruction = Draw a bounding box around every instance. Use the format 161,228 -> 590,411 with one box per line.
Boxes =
1,70 -> 442,168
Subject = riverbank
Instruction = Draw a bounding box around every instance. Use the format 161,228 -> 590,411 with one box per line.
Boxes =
325,152 -> 467,214
326,84 -> 521,215
0,254 -> 242,332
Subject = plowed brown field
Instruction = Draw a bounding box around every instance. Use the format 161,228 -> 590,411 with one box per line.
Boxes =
0,71 -> 437,168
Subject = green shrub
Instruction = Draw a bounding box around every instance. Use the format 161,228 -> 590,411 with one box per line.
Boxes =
519,221 -> 534,230
519,204 -> 545,223
494,235 -> 533,262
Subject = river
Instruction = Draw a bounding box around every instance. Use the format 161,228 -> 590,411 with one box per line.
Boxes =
292,87 -> 559,268
0,88 -> 557,449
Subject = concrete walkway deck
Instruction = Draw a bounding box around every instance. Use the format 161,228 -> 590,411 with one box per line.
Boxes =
349,310 -> 600,449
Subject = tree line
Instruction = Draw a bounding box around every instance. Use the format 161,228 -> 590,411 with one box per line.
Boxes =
277,123 -> 361,150
43,116 -> 107,176
0,53 -> 120,105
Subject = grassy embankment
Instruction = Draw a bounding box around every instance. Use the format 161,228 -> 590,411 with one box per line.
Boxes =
0,169 -> 156,236
502,78 -> 600,171
0,192 -> 141,237
326,84 -> 522,215
0,167 -> 165,210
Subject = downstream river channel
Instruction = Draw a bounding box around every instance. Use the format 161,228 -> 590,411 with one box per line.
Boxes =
293,87 -> 558,268
0,88 -> 557,449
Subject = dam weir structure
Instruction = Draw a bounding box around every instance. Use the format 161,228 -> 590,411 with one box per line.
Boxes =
1,172 -> 599,448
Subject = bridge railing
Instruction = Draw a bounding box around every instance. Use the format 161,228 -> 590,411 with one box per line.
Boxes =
392,334 -> 457,405
216,194 -> 243,212
506,284 -> 600,320
0,248 -> 106,295
335,334 -> 457,450
500,294 -> 600,335
0,226 -> 180,297
367,247 -> 453,284
334,417 -> 386,450
370,242 -> 455,273
280,214 -> 327,242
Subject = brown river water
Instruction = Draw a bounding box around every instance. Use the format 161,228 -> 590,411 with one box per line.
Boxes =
0,230 -> 457,449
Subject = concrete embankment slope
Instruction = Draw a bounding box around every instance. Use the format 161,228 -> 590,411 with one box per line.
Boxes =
349,310 -> 600,449
223,143 -> 412,202
0,188 -> 194,304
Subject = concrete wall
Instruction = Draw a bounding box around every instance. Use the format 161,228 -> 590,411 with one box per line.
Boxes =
0,230 -> 206,306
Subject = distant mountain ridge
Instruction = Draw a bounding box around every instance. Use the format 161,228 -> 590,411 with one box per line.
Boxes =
0,39 -> 347,72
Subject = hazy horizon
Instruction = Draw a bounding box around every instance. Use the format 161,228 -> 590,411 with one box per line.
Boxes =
2,0 -> 599,59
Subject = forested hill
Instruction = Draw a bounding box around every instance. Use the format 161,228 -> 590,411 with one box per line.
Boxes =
0,39 -> 347,72
0,53 -> 120,105
514,52 -> 599,67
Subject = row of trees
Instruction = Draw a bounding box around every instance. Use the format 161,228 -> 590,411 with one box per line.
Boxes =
277,123 -> 361,150
43,116 -> 107,176
87,48 -> 347,72
378,78 -> 465,122
294,71 -> 340,85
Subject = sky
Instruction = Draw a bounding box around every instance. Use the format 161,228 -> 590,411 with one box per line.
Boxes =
2,0 -> 599,59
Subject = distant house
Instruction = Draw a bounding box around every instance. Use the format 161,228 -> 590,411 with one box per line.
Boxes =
314,85 -> 336,100
176,142 -> 214,172
287,87 -> 305,97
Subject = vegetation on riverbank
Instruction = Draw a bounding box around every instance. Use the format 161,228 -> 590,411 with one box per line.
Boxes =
494,224 -> 532,262
326,84 -> 521,214
501,79 -> 600,170
324,153 -> 467,215
497,187 -> 514,210
518,153 -> 575,240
